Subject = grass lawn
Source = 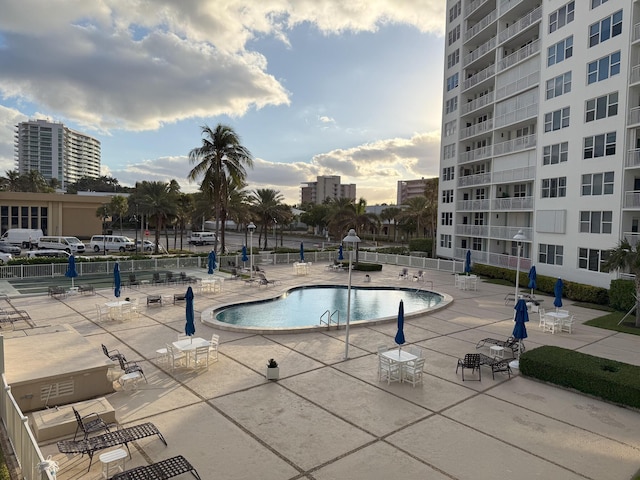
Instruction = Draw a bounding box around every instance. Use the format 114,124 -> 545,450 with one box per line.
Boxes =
584,311 -> 640,336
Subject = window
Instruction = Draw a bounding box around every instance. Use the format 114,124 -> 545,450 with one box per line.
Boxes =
541,177 -> 567,198
448,25 -> 460,46
444,120 -> 457,137
473,212 -> 485,225
547,36 -> 573,66
442,165 -> 455,179
474,188 -> 486,200
445,97 -> 458,114
447,73 -> 459,91
580,211 -> 612,233
513,184 -> 527,197
544,107 -> 570,132
449,1 -> 461,22
440,234 -> 452,248
582,172 -> 614,195
539,244 -> 563,265
583,132 -> 616,159
443,145 -> 456,160
447,49 -> 460,68
589,10 -> 622,47
549,2 -> 575,33
585,92 -> 618,122
578,248 -> 609,272
591,0 -> 609,7
442,189 -> 454,203
546,72 -> 571,100
441,212 -> 453,226
472,238 -> 482,250
543,142 -> 569,165
587,51 -> 621,84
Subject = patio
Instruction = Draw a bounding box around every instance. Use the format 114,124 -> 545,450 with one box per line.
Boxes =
2,263 -> 640,480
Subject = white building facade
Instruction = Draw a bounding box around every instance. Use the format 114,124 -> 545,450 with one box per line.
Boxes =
437,0 -> 639,289
301,175 -> 356,205
15,119 -> 101,189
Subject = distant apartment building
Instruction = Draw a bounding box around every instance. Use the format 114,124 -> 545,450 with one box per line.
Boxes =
301,175 -> 356,205
437,0 -> 637,289
397,178 -> 429,205
15,119 -> 101,189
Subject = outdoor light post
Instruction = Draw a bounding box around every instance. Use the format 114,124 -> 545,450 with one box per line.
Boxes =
102,205 -> 108,255
133,203 -> 139,254
342,228 -> 361,360
513,229 -> 526,301
248,222 -> 256,279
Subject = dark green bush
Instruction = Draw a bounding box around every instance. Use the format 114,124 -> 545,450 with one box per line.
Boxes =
609,279 -> 635,312
352,262 -> 383,272
520,346 -> 640,409
408,238 -> 432,254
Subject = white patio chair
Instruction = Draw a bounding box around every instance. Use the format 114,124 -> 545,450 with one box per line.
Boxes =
208,334 -> 220,361
166,344 -> 186,371
538,308 -> 547,329
96,303 -> 109,321
561,315 -> 575,334
543,315 -> 559,334
177,333 -> 190,341
378,355 -> 401,384
191,346 -> 210,369
155,346 -> 169,365
404,357 -> 425,387
408,345 -> 424,359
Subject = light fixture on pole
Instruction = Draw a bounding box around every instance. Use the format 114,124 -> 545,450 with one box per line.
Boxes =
248,222 -> 256,279
342,228 -> 361,359
513,229 -> 526,301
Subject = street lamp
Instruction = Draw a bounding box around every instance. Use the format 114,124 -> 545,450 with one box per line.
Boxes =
342,228 -> 361,359
102,205 -> 108,255
513,229 -> 526,301
133,203 -> 139,254
248,222 -> 256,279
273,218 -> 277,264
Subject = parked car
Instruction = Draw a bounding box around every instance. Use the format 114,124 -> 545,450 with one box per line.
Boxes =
0,252 -> 12,264
136,239 -> 167,253
0,242 -> 21,255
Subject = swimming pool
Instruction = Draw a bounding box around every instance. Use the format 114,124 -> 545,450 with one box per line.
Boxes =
206,285 -> 446,331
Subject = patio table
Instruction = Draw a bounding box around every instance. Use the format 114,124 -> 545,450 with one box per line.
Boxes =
381,348 -> 417,382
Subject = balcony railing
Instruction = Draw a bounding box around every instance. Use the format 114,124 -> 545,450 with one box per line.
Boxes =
488,251 -> 532,271
462,64 -> 496,91
498,6 -> 542,45
459,119 -> 494,140
457,198 -> 491,211
490,225 -> 533,240
458,145 -> 493,164
624,232 -> 640,247
492,196 -> 534,210
493,133 -> 536,156
455,224 -> 490,237
463,37 -> 497,67
465,0 -> 492,19
464,9 -> 497,43
624,191 -> 640,208
629,106 -> 640,126
499,0 -> 526,15
491,165 -> 535,183
631,65 -> 640,85
494,102 -> 538,128
495,70 -> 539,101
627,149 -> 640,168
461,91 -> 494,115
633,23 -> 640,43
458,172 -> 492,187
498,39 -> 540,72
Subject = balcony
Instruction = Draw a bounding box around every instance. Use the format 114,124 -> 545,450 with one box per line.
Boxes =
629,106 -> 640,126
626,149 -> 640,168
462,64 -> 496,92
490,225 -> 533,240
623,232 -> 640,247
461,92 -> 495,116
463,9 -> 497,43
498,6 -> 542,45
495,70 -> 539,101
634,23 -> 640,43
465,0 -> 492,19
463,37 -> 497,67
457,171 -> 492,187
491,165 -> 535,183
455,224 -> 490,237
497,39 -> 540,72
499,0 -> 526,16
624,191 -> 640,209
459,119 -> 494,140
457,198 -> 491,211
494,102 -> 538,128
488,251 -> 532,271
492,196 -> 534,210
458,145 -> 493,164
493,133 -> 536,156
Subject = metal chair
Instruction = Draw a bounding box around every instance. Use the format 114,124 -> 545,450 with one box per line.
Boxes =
456,353 -> 481,381
117,355 -> 147,383
101,344 -> 126,363
72,406 -> 110,441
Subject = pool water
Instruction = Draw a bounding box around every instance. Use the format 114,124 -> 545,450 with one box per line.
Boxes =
214,286 -> 443,328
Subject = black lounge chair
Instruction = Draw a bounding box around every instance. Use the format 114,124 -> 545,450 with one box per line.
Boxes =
111,455 -> 201,480
475,336 -> 523,356
456,353 -> 481,381
101,344 -> 126,363
117,355 -> 147,383
257,272 -> 279,287
72,406 -> 110,441
78,284 -> 94,295
478,354 -> 513,380
152,272 -> 163,285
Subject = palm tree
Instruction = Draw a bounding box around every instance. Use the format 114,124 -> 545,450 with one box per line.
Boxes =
188,124 -> 254,253
604,239 -> 640,327
174,193 -> 195,250
424,178 -> 439,257
399,196 -> 430,240
380,206 -> 402,241
109,195 -> 129,234
250,188 -> 285,250
137,181 -> 176,254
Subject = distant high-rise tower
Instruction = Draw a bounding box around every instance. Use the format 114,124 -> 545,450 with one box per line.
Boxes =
14,119 -> 101,189
301,175 -> 356,205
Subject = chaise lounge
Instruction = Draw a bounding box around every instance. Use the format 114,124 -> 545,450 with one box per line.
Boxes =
110,455 -> 201,480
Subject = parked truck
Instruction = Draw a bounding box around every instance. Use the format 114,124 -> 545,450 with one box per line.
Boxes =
0,228 -> 44,249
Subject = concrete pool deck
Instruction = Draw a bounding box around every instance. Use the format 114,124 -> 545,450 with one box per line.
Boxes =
2,263 -> 640,479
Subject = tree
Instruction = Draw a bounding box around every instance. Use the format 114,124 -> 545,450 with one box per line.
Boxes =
380,206 -> 402,241
250,188 -> 285,250
400,196 -> 429,239
424,177 -> 439,257
603,239 -> 640,327
174,193 -> 194,250
109,195 -> 129,234
188,124 -> 254,254
300,203 -> 331,237
137,181 -> 176,254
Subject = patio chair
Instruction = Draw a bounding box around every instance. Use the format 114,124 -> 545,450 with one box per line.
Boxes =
413,270 -> 424,282
209,334 -> 220,361
229,268 -> 240,280
101,344 -> 126,363
128,274 -> 140,287
152,272 -> 163,285
179,271 -> 197,284
257,272 -> 279,287
117,355 -> 147,383
538,307 -> 547,328
191,346 -> 210,369
561,315 -> 576,334
404,357 -> 425,387
96,304 -> 110,322
72,406 -> 111,441
378,355 -> 401,384
166,344 -> 186,371
475,336 -> 523,356
456,353 -> 481,381
155,346 -> 169,365
398,268 -> 409,280
165,272 -> 177,284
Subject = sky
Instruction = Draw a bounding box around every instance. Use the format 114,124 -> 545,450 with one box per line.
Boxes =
0,0 -> 446,206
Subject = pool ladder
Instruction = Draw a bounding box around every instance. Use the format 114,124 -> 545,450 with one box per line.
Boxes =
320,309 -> 340,328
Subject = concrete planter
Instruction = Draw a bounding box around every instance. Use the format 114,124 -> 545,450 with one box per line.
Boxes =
266,367 -> 279,380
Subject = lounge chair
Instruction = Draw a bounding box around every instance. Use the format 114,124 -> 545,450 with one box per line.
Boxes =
475,336 -> 523,356
72,406 -> 111,441
117,355 -> 147,383
398,268 -> 409,279
152,272 -> 163,285
111,455 -> 201,480
128,274 -> 140,287
257,272 -> 279,287
101,344 -> 126,363
456,353 -> 481,381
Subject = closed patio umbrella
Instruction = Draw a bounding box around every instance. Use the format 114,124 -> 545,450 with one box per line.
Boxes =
338,245 -> 344,261
394,300 -> 406,352
114,263 -> 121,298
554,278 -> 564,310
65,255 -> 78,289
300,242 -> 305,262
185,286 -> 195,340
241,245 -> 248,269
464,250 -> 471,273
510,298 -> 529,369
207,250 -> 216,275
528,266 -> 537,296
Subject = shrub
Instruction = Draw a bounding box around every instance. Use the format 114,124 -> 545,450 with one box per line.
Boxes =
352,262 -> 383,272
609,279 -> 636,312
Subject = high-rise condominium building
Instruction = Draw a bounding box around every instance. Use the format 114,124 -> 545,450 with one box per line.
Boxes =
15,119 -> 101,189
301,175 -> 356,205
437,0 -> 637,289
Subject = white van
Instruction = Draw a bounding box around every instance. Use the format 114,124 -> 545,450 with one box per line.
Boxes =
89,235 -> 135,252
0,228 -> 44,248
189,232 -> 217,246
37,236 -> 86,253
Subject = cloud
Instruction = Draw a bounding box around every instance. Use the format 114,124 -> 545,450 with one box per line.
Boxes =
0,0 -> 444,132
0,105 -> 26,172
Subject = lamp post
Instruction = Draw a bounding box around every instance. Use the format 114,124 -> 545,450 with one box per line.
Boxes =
342,228 -> 361,359
248,222 -> 256,279
273,218 -> 277,264
513,229 -> 526,301
133,203 -> 139,254
102,205 -> 108,255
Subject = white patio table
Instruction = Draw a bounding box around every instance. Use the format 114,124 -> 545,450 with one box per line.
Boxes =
381,349 -> 417,382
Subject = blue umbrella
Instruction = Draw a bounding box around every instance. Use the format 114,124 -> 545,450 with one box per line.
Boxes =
113,263 -> 121,298
300,242 -> 305,262
394,300 -> 406,351
241,245 -> 248,264
207,250 -> 216,275
338,245 -> 344,261
528,266 -> 537,295
65,254 -> 78,289
554,278 -> 564,309
185,286 -> 195,338
512,298 -> 529,363
464,249 -> 471,273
